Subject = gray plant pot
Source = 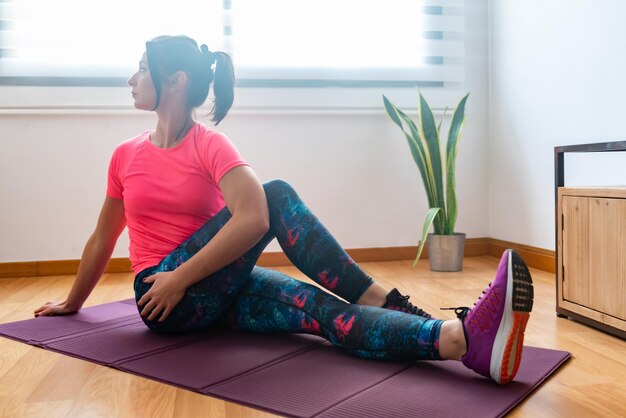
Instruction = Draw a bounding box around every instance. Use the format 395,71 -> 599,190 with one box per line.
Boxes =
427,233 -> 466,272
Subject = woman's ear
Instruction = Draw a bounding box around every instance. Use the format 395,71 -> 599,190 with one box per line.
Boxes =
167,71 -> 188,89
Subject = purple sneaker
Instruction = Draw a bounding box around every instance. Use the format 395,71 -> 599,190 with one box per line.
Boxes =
383,288 -> 432,318
445,249 -> 533,384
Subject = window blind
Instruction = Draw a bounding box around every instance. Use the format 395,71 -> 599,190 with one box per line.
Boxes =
227,0 -> 465,88
0,0 -> 222,84
0,0 -> 464,89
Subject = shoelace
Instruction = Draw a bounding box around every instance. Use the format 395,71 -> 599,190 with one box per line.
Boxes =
440,281 -> 493,320
440,306 -> 470,320
397,295 -> 431,318
441,282 -> 497,331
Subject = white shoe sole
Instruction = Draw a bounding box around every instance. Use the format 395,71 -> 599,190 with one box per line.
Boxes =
489,250 -> 534,384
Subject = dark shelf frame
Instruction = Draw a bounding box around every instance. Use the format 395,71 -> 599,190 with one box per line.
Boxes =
554,141 -> 626,339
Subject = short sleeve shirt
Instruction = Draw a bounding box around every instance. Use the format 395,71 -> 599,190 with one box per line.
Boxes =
107,123 -> 248,274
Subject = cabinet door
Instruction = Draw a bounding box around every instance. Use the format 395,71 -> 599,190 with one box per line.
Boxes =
562,196 -> 626,320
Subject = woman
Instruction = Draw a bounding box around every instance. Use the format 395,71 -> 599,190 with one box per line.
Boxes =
35,35 -> 533,385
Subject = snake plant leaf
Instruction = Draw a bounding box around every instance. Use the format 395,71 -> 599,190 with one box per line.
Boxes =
383,96 -> 436,209
418,91 -> 446,235
412,207 -> 441,268
437,106 -> 448,135
444,93 -> 469,234
395,108 -> 437,208
383,95 -> 404,129
401,130 -> 435,209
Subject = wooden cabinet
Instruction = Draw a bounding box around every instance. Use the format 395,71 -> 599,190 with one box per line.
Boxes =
557,187 -> 626,338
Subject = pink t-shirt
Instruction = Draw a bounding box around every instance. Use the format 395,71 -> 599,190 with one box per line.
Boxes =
106,123 -> 249,275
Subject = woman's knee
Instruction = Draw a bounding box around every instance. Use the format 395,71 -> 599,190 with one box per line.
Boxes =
263,179 -> 296,200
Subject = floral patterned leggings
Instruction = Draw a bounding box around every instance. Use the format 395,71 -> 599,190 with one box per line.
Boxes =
134,179 -> 443,361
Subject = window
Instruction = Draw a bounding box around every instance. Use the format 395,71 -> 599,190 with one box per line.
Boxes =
0,0 -> 465,109
228,0 -> 464,89
0,0 -> 222,83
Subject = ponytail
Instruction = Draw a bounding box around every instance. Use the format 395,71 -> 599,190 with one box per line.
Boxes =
211,52 -> 235,125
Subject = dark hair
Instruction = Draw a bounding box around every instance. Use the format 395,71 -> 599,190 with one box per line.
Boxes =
145,35 -> 235,124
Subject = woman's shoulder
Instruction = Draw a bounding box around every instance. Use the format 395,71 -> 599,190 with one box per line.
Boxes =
112,131 -> 151,155
193,122 -> 229,142
191,122 -> 246,175
192,123 -> 236,152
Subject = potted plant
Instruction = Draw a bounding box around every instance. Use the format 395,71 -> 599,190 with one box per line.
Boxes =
383,91 -> 469,271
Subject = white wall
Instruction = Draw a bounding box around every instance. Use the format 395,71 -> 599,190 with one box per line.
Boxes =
0,1 -> 489,263
489,0 -> 626,251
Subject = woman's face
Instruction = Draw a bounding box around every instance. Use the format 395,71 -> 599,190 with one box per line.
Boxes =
127,52 -> 157,110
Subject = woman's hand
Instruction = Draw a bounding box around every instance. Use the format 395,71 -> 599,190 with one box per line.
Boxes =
137,271 -> 186,322
34,197 -> 127,320
34,301 -> 79,317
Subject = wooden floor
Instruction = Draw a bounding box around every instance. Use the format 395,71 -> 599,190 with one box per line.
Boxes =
1,256 -> 625,418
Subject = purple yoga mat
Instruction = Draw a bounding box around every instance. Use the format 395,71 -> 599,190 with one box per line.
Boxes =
316,346 -> 569,418
0,300 -> 570,418
207,343 -> 412,417
120,331 -> 325,390
0,300 -> 138,345
48,321 -> 202,365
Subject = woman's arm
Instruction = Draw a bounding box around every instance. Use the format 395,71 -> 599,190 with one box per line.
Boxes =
35,196 -> 127,316
137,165 -> 269,321
175,165 -> 269,286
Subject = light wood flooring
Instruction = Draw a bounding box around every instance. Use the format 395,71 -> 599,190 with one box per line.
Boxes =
1,256 -> 625,418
